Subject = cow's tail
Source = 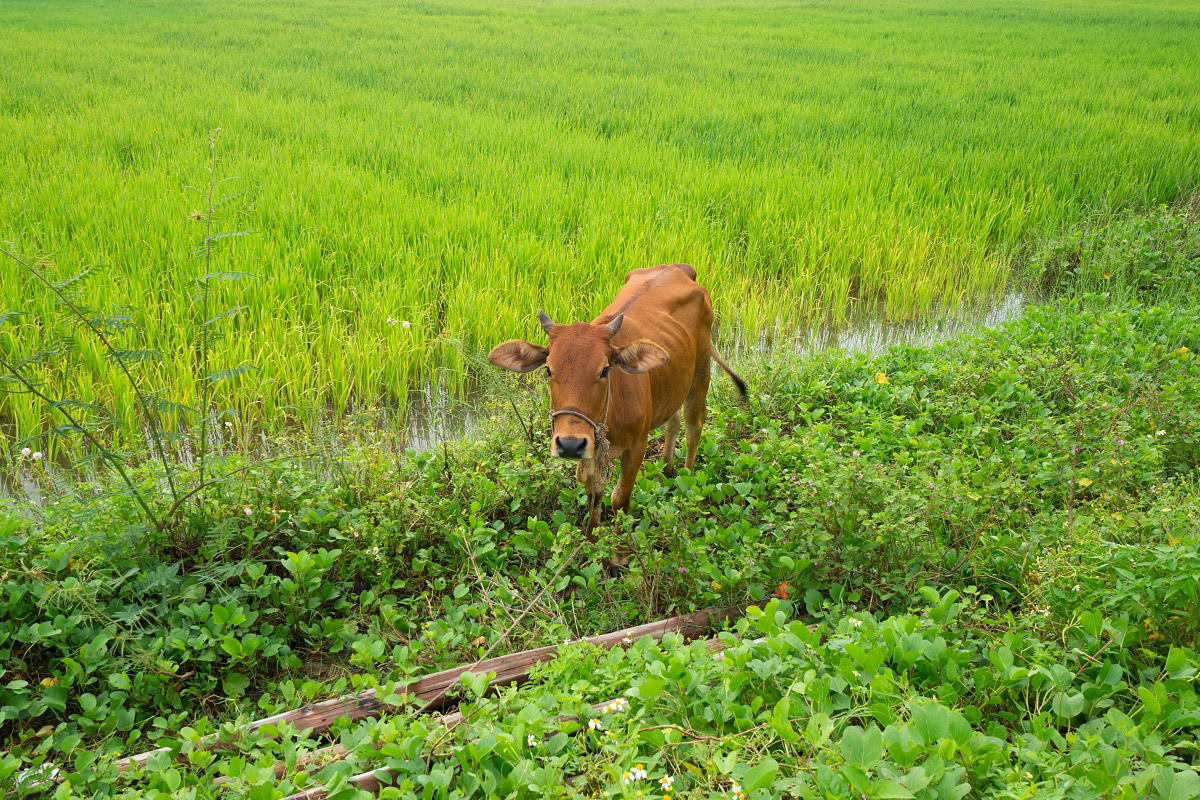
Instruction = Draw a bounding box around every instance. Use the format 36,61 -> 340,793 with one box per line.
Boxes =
710,346 -> 747,399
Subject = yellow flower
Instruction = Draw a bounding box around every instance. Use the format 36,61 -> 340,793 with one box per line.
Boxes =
875,372 -> 889,385
1077,478 -> 1093,488
1178,346 -> 1190,356
40,677 -> 58,688
710,581 -> 722,590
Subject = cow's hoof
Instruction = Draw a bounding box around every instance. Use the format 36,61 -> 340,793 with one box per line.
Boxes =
604,559 -> 630,579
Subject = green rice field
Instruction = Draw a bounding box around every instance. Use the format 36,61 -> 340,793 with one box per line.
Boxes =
2,0 -> 1199,445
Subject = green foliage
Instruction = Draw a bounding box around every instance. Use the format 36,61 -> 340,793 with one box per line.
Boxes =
1035,199 -> 1200,305
39,599 -> 1196,799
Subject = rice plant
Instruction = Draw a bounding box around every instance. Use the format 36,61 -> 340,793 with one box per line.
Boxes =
1,0 -> 1198,445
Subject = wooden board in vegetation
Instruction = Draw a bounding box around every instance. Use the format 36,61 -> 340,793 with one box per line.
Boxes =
115,604 -> 743,773
278,635 -> 744,800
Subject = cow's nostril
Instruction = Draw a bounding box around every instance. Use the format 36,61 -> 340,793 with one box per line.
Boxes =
554,436 -> 588,459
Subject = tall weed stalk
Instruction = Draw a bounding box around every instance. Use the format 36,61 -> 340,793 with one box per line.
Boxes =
0,131 -> 257,533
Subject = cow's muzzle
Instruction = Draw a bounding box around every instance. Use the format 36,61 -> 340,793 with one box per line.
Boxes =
554,435 -> 589,460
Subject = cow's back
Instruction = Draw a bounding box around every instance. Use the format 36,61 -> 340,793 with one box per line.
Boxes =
601,264 -> 709,328
594,264 -> 712,433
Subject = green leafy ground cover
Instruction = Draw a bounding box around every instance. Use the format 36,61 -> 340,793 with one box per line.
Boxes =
3,0 -> 1200,439
2,204 -> 1200,796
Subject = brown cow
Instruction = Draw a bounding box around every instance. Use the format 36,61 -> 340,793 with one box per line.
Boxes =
488,263 -> 746,531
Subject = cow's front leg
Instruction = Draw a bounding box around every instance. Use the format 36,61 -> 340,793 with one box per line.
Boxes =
605,443 -> 644,576
609,440 -> 647,514
577,459 -> 604,534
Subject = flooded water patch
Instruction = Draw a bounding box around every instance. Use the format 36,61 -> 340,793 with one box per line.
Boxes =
723,292 -> 1027,361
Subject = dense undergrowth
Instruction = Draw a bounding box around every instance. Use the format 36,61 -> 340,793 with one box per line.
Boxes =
2,202 -> 1200,796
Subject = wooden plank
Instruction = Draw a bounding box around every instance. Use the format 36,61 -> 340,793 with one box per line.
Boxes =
277,695 -> 615,800
275,623 -> 826,800
216,708 -> 466,785
276,637 -> 743,800
116,604 -> 742,773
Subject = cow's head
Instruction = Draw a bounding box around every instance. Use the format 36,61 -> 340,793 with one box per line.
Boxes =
488,311 -> 670,460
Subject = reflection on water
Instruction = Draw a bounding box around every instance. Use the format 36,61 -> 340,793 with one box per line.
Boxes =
1,467 -> 43,509
398,381 -> 489,453
2,293 -> 1025,506
724,292 -> 1026,360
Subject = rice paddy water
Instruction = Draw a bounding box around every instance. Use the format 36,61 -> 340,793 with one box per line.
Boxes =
1,0 -> 1198,452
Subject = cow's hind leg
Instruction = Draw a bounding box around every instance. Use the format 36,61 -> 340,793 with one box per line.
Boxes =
683,354 -> 712,470
662,412 -> 681,477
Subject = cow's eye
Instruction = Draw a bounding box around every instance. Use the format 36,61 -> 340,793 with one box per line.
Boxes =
599,365 -> 610,379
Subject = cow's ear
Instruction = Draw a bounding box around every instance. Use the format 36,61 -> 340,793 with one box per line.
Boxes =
488,340 -> 549,373
611,339 -> 670,374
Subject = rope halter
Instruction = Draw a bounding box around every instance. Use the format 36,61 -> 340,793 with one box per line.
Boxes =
549,378 -> 613,485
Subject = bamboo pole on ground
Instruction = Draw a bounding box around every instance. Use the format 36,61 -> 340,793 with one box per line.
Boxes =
277,637 -> 737,800
116,604 -> 744,774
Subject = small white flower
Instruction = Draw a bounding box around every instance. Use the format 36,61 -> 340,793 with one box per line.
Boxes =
659,774 -> 674,790
621,632 -> 633,645
849,617 -> 863,628
401,320 -> 411,329
387,317 -> 397,325
31,451 -> 43,461
601,696 -> 630,714
588,717 -> 601,730
527,734 -> 537,747
243,507 -> 252,516
20,447 -> 32,457
1157,430 -> 1166,436
631,764 -> 648,780
712,650 -> 725,660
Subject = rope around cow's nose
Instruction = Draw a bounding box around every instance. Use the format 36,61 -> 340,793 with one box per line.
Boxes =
550,408 -> 610,475
548,381 -> 613,532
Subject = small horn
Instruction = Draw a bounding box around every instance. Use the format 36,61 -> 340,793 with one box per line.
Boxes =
538,310 -> 556,334
606,314 -> 624,337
